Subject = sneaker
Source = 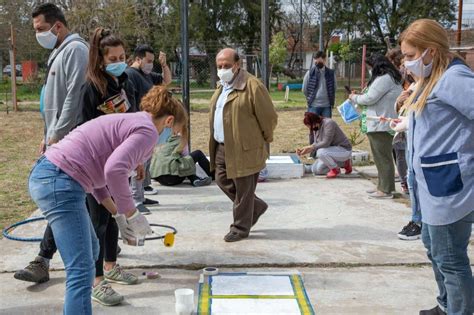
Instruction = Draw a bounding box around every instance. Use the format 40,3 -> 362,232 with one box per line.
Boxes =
136,204 -> 152,215
14,257 -> 50,283
142,198 -> 159,205
104,264 -> 138,285
368,191 -> 394,199
326,168 -> 340,178
419,305 -> 446,315
192,177 -> 212,187
343,159 -> 353,174
224,231 -> 248,242
398,221 -> 422,240
91,280 -> 124,306
144,186 -> 158,195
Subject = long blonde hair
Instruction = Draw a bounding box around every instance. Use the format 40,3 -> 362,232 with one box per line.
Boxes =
399,19 -> 462,114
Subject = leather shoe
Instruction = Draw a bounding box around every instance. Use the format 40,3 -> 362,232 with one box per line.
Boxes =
224,231 -> 247,242
419,306 -> 446,315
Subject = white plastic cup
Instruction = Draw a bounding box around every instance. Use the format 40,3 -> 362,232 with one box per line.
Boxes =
175,288 -> 194,315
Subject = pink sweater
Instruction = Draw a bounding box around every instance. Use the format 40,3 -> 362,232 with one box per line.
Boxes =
45,112 -> 158,214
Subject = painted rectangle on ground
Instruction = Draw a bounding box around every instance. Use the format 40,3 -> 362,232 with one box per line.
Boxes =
197,272 -> 315,314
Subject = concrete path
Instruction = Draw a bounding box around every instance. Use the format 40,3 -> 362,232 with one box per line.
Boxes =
0,171 -> 472,314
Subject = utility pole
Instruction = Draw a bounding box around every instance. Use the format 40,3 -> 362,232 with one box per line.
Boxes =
319,0 -> 324,51
261,0 -> 270,89
9,24 -> 17,112
457,0 -> 463,47
180,0 -> 190,148
361,44 -> 367,89
300,0 -> 304,76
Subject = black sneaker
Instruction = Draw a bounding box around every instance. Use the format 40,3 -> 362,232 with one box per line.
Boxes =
419,305 -> 446,315
14,257 -> 50,283
136,204 -> 152,215
142,198 -> 159,206
192,177 -> 212,187
144,186 -> 158,195
398,221 -> 422,240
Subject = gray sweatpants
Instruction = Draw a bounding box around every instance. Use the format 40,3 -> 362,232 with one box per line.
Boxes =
312,146 -> 352,175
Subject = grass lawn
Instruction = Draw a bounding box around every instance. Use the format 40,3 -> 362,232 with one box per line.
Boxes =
0,111 -> 44,234
0,88 -> 369,235
0,80 -> 43,103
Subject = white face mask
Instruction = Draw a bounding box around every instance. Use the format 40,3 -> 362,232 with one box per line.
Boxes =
404,49 -> 433,78
217,67 -> 234,83
36,24 -> 58,50
141,62 -> 153,74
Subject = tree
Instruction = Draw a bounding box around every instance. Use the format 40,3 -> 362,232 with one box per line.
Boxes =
269,31 -> 286,83
326,0 -> 456,48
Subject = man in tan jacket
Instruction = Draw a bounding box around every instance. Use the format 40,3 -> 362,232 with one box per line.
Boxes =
209,48 -> 278,242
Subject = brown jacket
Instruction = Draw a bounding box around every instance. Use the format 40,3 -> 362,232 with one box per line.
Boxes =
209,69 -> 278,179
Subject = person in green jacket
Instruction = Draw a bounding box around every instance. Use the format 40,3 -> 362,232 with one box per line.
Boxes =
150,133 -> 213,187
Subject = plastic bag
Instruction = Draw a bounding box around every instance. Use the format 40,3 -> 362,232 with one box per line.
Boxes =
337,99 -> 360,124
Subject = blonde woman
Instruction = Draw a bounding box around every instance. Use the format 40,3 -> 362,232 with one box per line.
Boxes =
399,19 -> 474,315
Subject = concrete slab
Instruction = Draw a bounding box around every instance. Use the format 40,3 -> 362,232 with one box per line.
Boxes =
0,267 -> 440,314
1,175 -> 472,314
2,176 -> 472,273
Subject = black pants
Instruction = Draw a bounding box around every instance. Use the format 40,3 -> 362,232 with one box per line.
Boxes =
38,224 -> 57,260
86,194 -> 118,278
154,150 -> 213,186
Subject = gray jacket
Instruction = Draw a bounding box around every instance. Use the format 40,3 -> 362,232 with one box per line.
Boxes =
43,34 -> 88,142
353,74 -> 402,132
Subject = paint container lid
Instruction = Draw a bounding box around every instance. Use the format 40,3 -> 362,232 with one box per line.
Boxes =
142,271 -> 160,279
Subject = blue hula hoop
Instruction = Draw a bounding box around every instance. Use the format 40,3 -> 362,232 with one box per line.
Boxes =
2,216 -> 46,242
3,217 -> 177,242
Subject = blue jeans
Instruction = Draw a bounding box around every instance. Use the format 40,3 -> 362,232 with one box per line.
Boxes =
406,148 -> 421,224
307,105 -> 332,118
29,156 -> 99,315
421,211 -> 474,315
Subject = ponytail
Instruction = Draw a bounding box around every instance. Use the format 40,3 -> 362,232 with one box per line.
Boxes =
86,27 -> 125,97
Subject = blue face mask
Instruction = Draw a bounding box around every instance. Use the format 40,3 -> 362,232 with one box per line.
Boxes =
105,62 -> 127,77
157,127 -> 172,145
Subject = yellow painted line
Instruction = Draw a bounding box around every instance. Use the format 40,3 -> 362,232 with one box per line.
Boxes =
197,284 -> 211,315
291,275 -> 314,315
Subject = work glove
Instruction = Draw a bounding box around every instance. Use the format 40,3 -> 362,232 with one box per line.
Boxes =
127,210 -> 153,237
113,214 -> 134,241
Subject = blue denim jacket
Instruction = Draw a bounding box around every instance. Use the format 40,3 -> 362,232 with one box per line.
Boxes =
408,60 -> 474,225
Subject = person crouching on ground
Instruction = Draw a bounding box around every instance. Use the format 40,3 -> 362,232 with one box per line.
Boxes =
28,86 -> 187,315
297,112 -> 352,178
150,127 -> 213,187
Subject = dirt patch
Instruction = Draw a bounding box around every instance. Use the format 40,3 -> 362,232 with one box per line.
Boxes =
189,110 -> 370,155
